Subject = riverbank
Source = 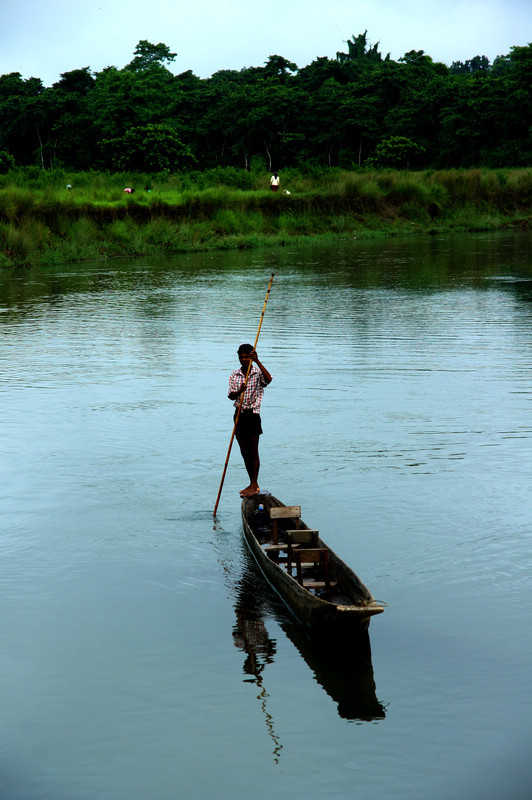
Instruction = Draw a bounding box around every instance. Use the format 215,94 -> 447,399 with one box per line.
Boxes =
1,167 -> 531,268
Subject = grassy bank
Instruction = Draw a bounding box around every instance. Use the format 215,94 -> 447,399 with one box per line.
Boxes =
1,167 -> 531,268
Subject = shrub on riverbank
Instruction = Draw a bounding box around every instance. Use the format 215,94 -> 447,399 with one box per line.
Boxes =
0,167 -> 530,267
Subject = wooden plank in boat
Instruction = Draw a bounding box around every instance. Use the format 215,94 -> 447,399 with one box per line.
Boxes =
286,529 -> 319,545
270,506 -> 301,519
302,581 -> 338,590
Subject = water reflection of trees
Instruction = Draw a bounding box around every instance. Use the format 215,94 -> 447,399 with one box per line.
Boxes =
232,549 -> 386,749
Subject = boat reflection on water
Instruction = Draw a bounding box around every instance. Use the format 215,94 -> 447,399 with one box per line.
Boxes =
283,621 -> 386,722
232,549 -> 386,727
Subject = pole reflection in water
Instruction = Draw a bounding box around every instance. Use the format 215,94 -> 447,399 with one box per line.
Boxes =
232,597 -> 283,764
232,548 -> 386,751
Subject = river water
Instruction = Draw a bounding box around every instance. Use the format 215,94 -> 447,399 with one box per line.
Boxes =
1,232 -> 531,799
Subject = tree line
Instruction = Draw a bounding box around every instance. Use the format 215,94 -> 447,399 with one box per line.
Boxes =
1,33 -> 531,174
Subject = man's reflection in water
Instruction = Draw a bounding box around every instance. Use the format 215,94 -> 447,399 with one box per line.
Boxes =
233,595 -> 282,763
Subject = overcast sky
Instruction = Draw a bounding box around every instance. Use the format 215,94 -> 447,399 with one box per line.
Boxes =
1,0 -> 531,86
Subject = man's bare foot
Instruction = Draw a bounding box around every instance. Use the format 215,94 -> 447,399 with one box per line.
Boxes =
239,485 -> 260,497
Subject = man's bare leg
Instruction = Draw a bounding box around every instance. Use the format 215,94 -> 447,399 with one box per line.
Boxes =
238,436 -> 260,496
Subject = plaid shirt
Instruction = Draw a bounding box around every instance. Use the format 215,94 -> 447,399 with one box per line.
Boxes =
229,362 -> 268,413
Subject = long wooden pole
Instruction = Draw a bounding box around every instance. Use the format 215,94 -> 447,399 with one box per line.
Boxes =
213,273 -> 274,516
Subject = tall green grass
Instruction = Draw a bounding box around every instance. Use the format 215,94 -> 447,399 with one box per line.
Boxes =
1,167 -> 530,267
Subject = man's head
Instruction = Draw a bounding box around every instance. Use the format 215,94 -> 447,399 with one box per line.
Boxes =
238,343 -> 253,366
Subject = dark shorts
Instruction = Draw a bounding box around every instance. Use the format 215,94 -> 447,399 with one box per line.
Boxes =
234,409 -> 263,440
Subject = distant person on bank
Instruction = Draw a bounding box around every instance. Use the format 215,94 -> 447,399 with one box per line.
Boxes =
270,172 -> 280,192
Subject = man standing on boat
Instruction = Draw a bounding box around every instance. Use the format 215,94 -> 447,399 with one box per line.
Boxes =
228,344 -> 272,497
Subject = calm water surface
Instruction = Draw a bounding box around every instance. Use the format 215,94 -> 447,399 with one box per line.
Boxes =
1,232 -> 531,799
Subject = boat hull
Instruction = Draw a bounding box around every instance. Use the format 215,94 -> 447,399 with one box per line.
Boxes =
241,494 -> 383,632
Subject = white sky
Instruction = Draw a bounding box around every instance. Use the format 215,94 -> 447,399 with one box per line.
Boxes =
1,0 -> 531,86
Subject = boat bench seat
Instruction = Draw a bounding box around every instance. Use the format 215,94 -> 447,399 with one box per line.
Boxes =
292,547 -> 334,590
269,506 -> 301,545
264,543 -> 289,560
265,529 -> 320,563
265,512 -> 337,592
300,580 -> 338,591
286,529 -> 319,546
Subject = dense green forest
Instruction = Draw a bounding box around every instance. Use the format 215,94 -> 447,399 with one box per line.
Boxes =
1,33 -> 531,174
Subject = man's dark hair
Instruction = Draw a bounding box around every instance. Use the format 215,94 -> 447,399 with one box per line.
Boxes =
238,343 -> 253,355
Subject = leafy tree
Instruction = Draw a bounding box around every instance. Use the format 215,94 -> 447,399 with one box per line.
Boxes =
438,75 -> 503,166
368,135 -> 425,168
491,54 -> 511,76
296,57 -> 348,91
494,44 -> 532,165
0,73 -> 44,165
0,150 -> 15,172
125,40 -> 177,72
506,43 -> 532,88
195,80 -> 255,169
382,52 -> 448,165
399,50 -> 428,66
98,123 -> 195,171
88,63 -> 177,140
297,79 -> 348,166
336,31 -> 389,64
339,95 -> 379,166
469,54 -> 490,73
262,55 -> 298,82
450,55 -> 490,74
44,68 -> 96,168
54,67 -> 94,94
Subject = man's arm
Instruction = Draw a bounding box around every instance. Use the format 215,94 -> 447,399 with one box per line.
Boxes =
228,369 -> 246,400
228,383 -> 245,400
252,351 -> 272,384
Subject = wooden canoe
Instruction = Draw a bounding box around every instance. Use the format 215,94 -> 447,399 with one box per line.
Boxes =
241,492 -> 384,631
